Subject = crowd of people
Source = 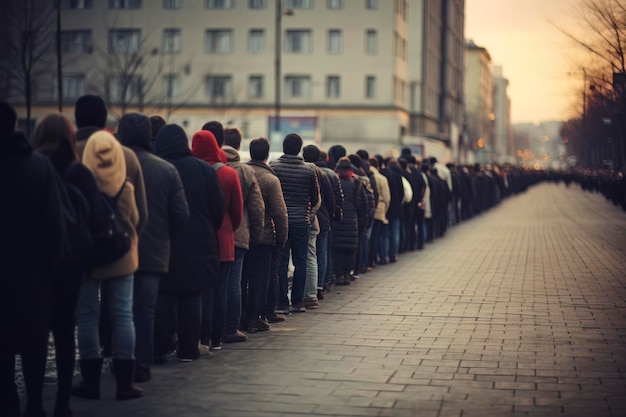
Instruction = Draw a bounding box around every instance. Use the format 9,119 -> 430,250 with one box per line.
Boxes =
2,95 -> 563,417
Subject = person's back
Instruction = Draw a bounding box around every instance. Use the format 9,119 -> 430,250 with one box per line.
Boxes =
0,101 -> 67,416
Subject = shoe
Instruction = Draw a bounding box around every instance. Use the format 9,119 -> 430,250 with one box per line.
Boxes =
222,330 -> 248,343
290,303 -> 306,313
247,318 -> 271,333
112,359 -> 143,400
179,357 -> 194,363
134,364 -> 151,383
198,344 -> 212,356
275,304 -> 291,315
350,274 -> 359,281
210,341 -> 222,351
304,297 -> 319,309
316,289 -> 325,300
71,358 -> 103,400
266,313 -> 286,323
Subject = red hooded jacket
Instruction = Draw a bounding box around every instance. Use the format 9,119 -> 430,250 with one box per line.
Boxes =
191,130 -> 243,262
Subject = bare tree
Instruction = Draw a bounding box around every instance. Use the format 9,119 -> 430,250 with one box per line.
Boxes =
554,0 -> 626,168
0,0 -> 56,136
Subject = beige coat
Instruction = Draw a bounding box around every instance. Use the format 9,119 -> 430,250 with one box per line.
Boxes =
371,167 -> 390,224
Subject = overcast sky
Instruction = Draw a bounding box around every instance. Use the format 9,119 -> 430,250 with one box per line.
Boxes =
465,0 -> 583,124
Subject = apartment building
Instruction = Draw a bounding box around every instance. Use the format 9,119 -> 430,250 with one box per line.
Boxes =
3,0 -> 465,157
492,65 -> 513,164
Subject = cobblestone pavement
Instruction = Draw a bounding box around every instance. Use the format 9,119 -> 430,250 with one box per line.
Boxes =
34,182 -> 625,417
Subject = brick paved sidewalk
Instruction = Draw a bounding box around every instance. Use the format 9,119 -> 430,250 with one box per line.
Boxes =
40,182 -> 626,417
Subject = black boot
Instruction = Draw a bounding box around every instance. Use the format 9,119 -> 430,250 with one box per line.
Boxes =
71,358 -> 103,400
112,359 -> 143,400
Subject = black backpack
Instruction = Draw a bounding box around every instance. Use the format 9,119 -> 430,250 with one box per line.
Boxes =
91,181 -> 132,267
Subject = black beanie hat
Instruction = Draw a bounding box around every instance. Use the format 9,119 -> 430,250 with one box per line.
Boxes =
74,95 -> 107,128
0,101 -> 17,133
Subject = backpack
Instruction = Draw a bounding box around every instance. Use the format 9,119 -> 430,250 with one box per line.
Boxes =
91,181 -> 132,267
60,179 -> 94,270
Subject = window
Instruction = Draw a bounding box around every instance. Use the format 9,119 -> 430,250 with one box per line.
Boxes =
326,76 -> 340,98
205,30 -> 233,54
285,30 -> 311,53
109,29 -> 141,54
285,75 -> 311,98
327,29 -> 342,54
163,29 -> 182,54
56,74 -> 85,100
365,76 -> 376,98
248,29 -> 265,53
163,0 -> 181,8
365,0 -> 377,9
163,74 -> 180,98
248,75 -> 263,98
206,0 -> 233,8
205,76 -> 232,100
60,30 -> 92,54
327,0 -> 342,8
366,29 -> 377,54
286,0 -> 312,8
61,0 -> 92,9
109,0 -> 141,8
249,0 -> 266,8
109,76 -> 138,102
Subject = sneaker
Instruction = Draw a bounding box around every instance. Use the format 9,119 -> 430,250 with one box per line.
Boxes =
179,357 -> 194,363
210,343 -> 222,351
222,330 -> 248,343
247,318 -> 271,333
304,297 -> 319,309
266,313 -> 286,323
275,304 -> 291,315
316,289 -> 325,300
290,303 -> 306,313
350,274 -> 359,281
198,344 -> 212,356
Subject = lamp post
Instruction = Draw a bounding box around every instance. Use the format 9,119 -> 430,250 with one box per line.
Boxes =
274,0 -> 282,137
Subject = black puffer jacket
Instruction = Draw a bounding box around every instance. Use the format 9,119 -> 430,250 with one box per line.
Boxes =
332,177 -> 367,250
153,124 -> 224,292
119,113 -> 190,273
270,154 -> 319,225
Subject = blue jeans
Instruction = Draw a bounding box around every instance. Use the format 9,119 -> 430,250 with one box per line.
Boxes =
377,222 -> 389,263
316,229 -> 329,290
359,224 -> 373,271
279,223 -> 310,306
389,218 -> 401,260
133,272 -> 161,368
76,275 -> 135,360
305,226 -> 319,299
226,247 -> 246,334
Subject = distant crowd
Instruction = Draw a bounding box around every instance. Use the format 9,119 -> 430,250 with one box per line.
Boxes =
1,95 -> 597,417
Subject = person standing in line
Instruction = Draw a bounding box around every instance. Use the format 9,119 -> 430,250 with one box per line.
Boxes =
30,113 -> 103,417
222,127 -> 264,339
368,157 -> 390,268
118,113 -> 190,379
74,131 -> 143,401
153,124 -> 224,363
0,102 -> 68,417
244,137 -> 289,328
333,158 -> 367,285
192,130 -> 243,351
270,134 -> 320,313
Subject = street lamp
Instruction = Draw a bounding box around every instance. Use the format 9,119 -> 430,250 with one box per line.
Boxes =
274,0 -> 293,146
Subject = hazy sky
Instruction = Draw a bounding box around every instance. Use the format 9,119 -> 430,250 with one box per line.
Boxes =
465,0 -> 583,124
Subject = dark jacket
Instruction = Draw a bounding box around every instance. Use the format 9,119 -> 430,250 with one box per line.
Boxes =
315,168 -> 335,233
246,160 -> 289,247
118,113 -> 190,273
76,126 -> 149,236
316,160 -> 344,222
381,167 -> 405,220
333,176 -> 367,250
270,154 -> 320,225
1,132 -> 67,353
153,124 -> 224,292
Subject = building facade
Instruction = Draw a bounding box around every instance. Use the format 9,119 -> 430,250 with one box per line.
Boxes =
2,0 -> 465,159
492,65 -> 512,163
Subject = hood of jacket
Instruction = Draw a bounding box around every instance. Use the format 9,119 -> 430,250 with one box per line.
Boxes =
191,130 -> 227,165
222,145 -> 241,163
153,124 -> 191,160
82,130 -> 127,196
118,113 -> 153,152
